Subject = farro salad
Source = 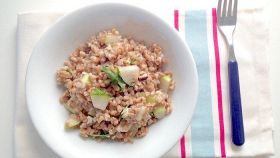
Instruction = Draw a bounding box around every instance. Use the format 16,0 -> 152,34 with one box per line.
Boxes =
56,29 -> 175,142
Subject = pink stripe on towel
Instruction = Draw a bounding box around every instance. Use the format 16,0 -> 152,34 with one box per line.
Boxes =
212,8 -> 226,158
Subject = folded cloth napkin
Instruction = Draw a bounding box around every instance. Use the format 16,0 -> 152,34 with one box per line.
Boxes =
14,8 -> 274,158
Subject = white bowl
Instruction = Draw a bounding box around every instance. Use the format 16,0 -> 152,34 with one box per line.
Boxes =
26,3 -> 198,158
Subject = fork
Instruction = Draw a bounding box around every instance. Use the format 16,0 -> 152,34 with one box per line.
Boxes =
217,0 -> 245,146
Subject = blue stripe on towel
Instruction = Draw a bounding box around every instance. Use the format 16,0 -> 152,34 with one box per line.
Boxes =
185,10 -> 215,157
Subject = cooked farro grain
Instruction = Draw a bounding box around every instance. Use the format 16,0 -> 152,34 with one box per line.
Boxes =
56,29 -> 175,142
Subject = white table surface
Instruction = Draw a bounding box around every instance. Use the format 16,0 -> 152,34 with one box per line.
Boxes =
0,0 -> 279,157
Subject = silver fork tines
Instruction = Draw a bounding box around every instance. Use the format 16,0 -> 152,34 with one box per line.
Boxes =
217,0 -> 238,60
217,0 -> 238,26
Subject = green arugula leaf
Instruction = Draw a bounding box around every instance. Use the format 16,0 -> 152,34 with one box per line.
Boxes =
102,66 -> 126,89
91,134 -> 110,139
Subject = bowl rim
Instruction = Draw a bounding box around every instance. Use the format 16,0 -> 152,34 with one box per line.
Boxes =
25,2 -> 198,158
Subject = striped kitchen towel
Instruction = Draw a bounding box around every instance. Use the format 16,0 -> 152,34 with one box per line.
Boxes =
14,7 -> 274,158
164,9 -> 274,157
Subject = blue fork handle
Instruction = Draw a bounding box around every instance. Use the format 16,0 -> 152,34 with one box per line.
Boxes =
228,60 -> 245,146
